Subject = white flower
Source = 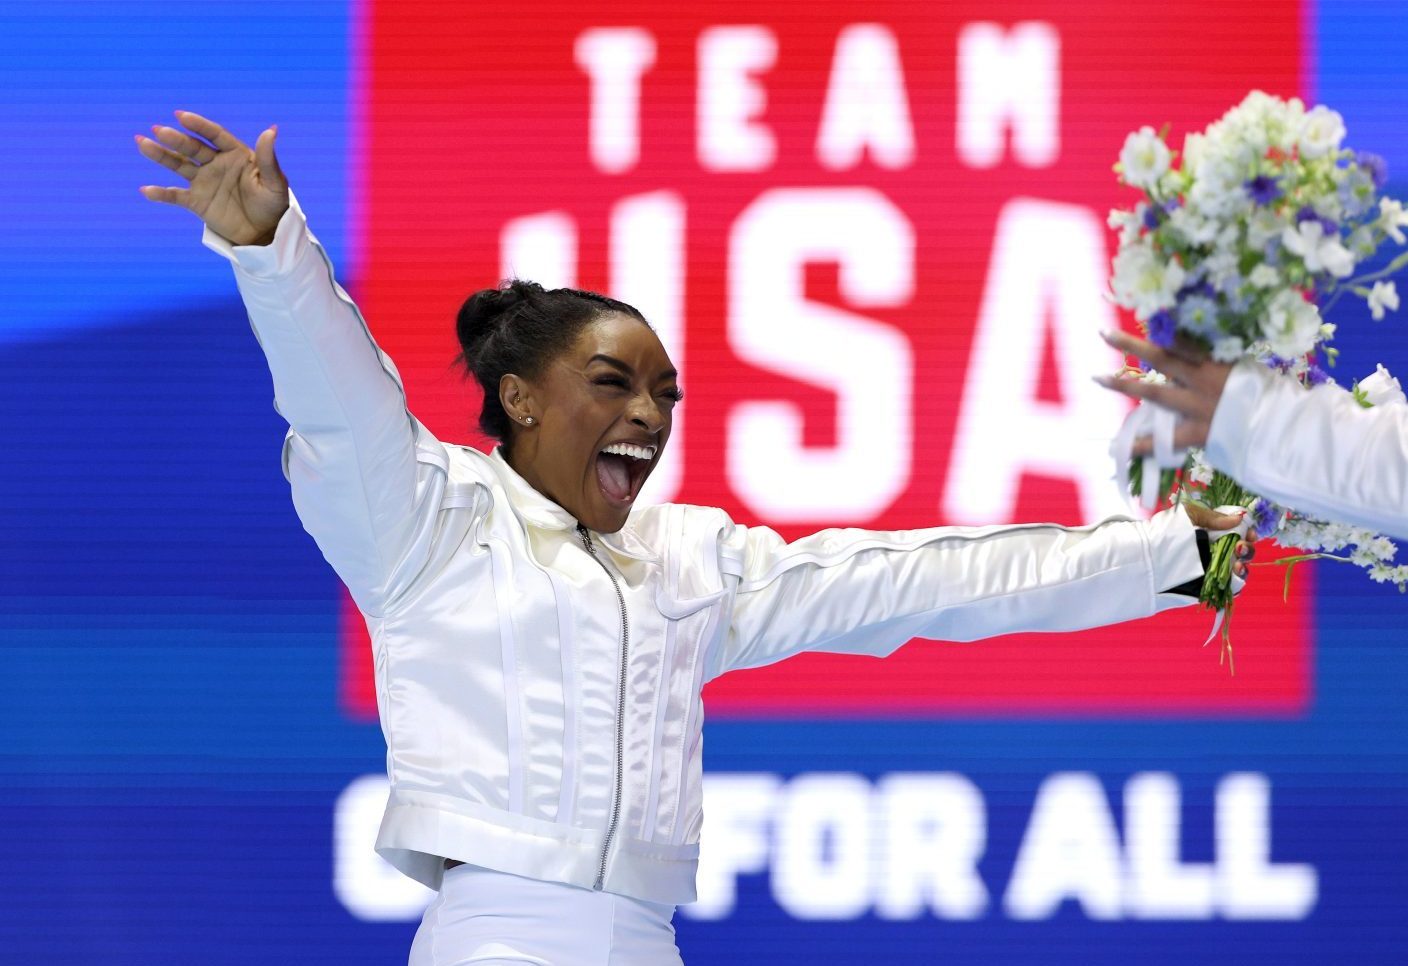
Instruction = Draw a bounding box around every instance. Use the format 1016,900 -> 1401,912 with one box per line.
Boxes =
1187,449 -> 1215,486
1108,206 -> 1143,246
1351,534 -> 1397,567
1359,364 -> 1406,407
1212,336 -> 1246,362
1168,207 -> 1219,245
1206,249 -> 1241,288
1282,220 -> 1355,278
1312,192 -> 1344,223
1188,159 -> 1250,218
1379,197 -> 1408,245
1249,264 -> 1281,288
1111,243 -> 1186,320
1261,290 -> 1323,358
1319,322 -> 1338,342
1247,209 -> 1286,249
1181,132 -> 1208,174
1120,127 -> 1172,190
1298,105 -> 1347,159
1368,281 -> 1400,321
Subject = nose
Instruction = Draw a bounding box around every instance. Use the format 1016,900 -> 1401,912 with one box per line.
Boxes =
627,393 -> 666,434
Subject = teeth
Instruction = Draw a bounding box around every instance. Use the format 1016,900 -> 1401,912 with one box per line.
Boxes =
602,442 -> 656,462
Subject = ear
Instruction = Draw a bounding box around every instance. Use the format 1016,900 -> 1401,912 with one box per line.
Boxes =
499,373 -> 536,427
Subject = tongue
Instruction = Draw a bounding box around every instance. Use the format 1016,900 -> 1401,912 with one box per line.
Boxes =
596,453 -> 633,502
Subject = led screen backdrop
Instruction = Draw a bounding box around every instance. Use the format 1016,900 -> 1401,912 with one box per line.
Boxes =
5,1 -> 1408,962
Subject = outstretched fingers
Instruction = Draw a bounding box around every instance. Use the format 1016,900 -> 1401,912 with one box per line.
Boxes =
1101,330 -> 1200,385
137,184 -> 193,208
173,110 -> 247,154
134,134 -> 200,182
1094,372 -> 1213,421
150,124 -> 218,165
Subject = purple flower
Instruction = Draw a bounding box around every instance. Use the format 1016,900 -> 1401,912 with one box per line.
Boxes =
1244,174 -> 1282,205
1265,354 -> 1294,373
1250,498 -> 1281,535
1296,205 -> 1339,234
1307,364 -> 1332,386
1178,280 -> 1216,299
1142,206 -> 1162,230
1146,310 -> 1176,347
1359,152 -> 1390,189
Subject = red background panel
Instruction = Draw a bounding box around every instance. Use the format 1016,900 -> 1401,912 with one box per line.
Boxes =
342,0 -> 1308,719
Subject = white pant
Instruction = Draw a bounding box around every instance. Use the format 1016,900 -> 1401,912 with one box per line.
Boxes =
408,863 -> 683,966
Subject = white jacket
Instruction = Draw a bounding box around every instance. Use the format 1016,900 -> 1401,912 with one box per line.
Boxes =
203,191 -> 1208,904
1207,359 -> 1408,540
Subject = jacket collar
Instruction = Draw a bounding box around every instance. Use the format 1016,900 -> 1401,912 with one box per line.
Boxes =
486,446 -> 660,563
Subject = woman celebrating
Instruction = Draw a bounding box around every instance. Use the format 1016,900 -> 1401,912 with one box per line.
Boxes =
136,113 -> 1251,966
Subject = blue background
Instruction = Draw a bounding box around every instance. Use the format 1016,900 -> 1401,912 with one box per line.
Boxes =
4,1 -> 1408,962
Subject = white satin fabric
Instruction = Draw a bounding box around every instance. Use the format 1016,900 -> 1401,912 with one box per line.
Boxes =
203,190 -> 1211,907
408,864 -> 681,966
1207,359 -> 1408,540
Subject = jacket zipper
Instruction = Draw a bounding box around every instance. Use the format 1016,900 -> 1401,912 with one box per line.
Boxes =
577,523 -> 629,890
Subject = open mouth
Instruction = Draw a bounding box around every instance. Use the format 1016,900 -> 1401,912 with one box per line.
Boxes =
594,441 -> 657,507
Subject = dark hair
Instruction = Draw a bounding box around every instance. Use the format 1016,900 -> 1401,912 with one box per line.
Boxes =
455,278 -> 650,441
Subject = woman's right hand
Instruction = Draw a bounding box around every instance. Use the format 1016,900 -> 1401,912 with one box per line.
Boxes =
135,111 -> 289,246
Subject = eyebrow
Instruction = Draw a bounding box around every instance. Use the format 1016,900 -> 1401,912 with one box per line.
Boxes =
587,353 -> 678,382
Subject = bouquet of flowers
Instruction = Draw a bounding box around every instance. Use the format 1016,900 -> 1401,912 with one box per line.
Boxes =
1107,91 -> 1408,667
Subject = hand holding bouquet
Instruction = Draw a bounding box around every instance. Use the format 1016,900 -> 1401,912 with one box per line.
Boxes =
1104,91 -> 1408,667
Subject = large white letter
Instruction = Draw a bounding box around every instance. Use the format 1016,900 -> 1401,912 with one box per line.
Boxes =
610,191 -> 687,505
499,211 -> 577,289
1005,773 -> 1123,920
1125,772 -> 1216,919
815,24 -> 915,171
334,775 -> 434,921
956,22 -> 1059,168
575,28 -> 657,174
1216,773 -> 1317,919
772,774 -> 873,920
942,199 -> 1129,524
684,773 -> 780,920
697,26 -> 777,171
728,188 -> 914,521
876,773 -> 988,920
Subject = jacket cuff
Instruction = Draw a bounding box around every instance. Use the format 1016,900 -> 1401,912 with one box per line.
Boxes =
1145,503 -> 1206,596
1205,359 -> 1274,479
199,188 -> 308,278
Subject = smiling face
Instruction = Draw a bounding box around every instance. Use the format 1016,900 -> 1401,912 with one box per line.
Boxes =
500,312 -> 681,533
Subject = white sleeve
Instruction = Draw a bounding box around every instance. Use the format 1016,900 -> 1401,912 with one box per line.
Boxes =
203,190 -> 465,616
704,504 -> 1205,682
1205,359 -> 1408,540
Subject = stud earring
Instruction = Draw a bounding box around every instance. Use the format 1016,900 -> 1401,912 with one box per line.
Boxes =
523,416 -> 535,426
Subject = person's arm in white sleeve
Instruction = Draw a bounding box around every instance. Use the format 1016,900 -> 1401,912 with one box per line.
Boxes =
1206,359 -> 1408,540
203,190 -> 461,616
704,505 -> 1209,682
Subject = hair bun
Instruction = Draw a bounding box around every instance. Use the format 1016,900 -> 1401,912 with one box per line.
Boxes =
456,278 -> 544,355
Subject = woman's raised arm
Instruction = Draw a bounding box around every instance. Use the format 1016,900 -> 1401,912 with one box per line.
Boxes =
136,113 -> 461,616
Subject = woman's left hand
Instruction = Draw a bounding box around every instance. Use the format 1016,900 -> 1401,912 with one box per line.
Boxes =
1094,330 -> 1235,454
1183,502 -> 1257,580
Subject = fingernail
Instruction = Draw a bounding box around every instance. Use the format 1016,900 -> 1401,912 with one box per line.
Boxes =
1100,330 -> 1115,343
